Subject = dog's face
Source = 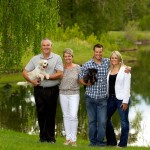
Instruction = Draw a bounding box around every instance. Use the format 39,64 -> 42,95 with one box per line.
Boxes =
88,68 -> 98,76
38,60 -> 48,70
83,68 -> 98,85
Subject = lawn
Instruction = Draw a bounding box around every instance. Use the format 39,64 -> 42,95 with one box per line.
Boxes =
0,129 -> 149,150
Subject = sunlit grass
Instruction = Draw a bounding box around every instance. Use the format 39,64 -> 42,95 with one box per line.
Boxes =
21,38 -> 133,67
108,31 -> 150,40
0,129 -> 149,150
0,73 -> 24,85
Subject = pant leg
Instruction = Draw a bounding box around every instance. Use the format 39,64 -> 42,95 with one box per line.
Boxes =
44,86 -> 58,142
97,99 -> 107,144
106,96 -> 117,146
59,94 -> 71,141
117,99 -> 130,147
69,94 -> 80,142
86,95 -> 97,145
34,87 -> 46,141
34,86 -> 58,142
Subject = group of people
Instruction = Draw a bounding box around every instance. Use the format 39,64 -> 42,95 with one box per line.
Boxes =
22,38 -> 131,148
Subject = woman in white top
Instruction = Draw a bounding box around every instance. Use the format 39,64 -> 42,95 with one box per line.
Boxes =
106,51 -> 131,148
59,48 -> 80,147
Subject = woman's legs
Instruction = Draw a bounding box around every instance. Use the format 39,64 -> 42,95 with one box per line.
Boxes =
60,94 -> 71,141
106,96 -> 117,146
68,94 -> 79,142
117,100 -> 130,147
59,94 -> 79,142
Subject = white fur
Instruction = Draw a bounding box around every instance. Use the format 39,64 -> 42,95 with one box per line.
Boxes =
17,60 -> 49,87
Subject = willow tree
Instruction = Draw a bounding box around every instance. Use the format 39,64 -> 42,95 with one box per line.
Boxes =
0,0 -> 59,72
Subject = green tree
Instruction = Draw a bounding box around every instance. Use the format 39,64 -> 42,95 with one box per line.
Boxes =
58,0 -> 150,35
0,0 -> 59,72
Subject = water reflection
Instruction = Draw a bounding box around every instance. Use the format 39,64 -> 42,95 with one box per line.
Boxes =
130,97 -> 150,146
0,50 -> 150,146
0,85 -> 36,133
129,49 -> 150,146
0,83 -> 144,145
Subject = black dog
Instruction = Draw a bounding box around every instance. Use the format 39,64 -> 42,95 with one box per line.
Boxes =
83,68 -> 98,85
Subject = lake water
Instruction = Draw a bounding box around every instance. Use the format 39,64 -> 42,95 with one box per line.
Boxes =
0,49 -> 150,147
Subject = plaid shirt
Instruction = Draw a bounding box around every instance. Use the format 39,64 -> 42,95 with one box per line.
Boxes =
79,58 -> 110,100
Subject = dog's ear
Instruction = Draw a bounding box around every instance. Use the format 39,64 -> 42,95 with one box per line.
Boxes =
95,69 -> 98,73
91,68 -> 98,73
38,60 -> 43,66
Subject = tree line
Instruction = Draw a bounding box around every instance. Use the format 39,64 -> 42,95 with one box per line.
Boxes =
59,0 -> 150,35
0,0 -> 150,72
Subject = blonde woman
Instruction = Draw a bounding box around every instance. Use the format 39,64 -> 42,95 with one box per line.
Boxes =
106,51 -> 131,148
59,48 -> 80,147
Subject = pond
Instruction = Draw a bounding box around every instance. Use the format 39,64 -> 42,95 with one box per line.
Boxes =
0,49 -> 150,147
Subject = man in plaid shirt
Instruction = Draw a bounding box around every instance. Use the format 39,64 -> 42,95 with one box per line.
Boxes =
79,44 -> 109,146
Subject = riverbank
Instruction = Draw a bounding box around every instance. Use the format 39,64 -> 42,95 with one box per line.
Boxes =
0,129 -> 149,150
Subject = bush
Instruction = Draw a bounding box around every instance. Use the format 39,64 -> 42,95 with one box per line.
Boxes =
139,15 -> 150,31
124,21 -> 139,42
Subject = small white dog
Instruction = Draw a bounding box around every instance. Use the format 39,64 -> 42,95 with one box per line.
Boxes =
17,59 -> 49,87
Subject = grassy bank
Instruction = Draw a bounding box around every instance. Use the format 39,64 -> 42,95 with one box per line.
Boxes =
0,73 -> 23,83
0,129 -> 149,150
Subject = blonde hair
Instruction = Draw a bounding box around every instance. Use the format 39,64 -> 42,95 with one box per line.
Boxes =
63,48 -> 74,57
110,51 -> 124,69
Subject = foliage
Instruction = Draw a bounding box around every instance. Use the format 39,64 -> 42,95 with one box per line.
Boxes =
0,0 -> 59,72
86,33 -> 99,45
124,21 -> 139,42
59,0 -> 150,36
139,15 -> 150,30
56,24 -> 85,41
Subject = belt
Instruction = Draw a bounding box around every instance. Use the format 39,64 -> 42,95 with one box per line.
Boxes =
35,85 -> 58,89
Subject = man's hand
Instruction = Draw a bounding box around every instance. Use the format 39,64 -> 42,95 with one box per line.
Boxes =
125,66 -> 131,73
31,79 -> 41,86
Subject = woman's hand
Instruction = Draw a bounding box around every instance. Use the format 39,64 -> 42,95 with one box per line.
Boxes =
120,103 -> 128,111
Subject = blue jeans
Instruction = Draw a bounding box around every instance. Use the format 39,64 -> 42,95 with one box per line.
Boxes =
86,95 -> 107,145
106,96 -> 130,147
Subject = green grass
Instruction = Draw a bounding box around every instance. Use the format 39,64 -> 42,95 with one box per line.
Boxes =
20,34 -> 141,67
0,129 -> 149,150
21,39 -> 94,67
108,31 -> 150,40
0,73 -> 24,87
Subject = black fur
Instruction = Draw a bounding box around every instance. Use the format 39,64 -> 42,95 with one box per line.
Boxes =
83,68 -> 98,85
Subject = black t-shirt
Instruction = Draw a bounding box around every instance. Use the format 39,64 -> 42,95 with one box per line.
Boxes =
109,74 -> 117,96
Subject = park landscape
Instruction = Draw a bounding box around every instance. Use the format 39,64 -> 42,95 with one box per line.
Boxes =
0,0 -> 150,149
